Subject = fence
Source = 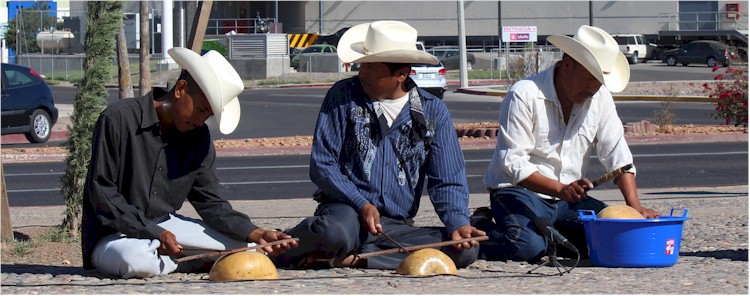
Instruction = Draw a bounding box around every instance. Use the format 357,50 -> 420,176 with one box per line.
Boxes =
8,53 -> 351,86
8,46 -> 561,86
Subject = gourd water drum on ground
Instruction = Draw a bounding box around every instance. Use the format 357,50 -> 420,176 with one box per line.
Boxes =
597,204 -> 644,219
208,251 -> 278,281
396,248 -> 457,276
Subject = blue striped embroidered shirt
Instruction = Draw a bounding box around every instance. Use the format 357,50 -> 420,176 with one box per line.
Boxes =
310,77 -> 470,233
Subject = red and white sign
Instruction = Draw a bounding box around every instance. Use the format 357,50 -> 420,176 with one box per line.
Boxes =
502,26 -> 538,43
665,238 -> 675,255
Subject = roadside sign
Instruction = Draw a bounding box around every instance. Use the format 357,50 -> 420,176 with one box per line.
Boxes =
502,26 -> 537,43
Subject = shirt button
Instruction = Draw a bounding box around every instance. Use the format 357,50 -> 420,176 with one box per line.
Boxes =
158,166 -> 163,171
152,190 -> 157,195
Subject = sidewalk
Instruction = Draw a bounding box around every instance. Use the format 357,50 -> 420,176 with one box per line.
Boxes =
3,185 -> 748,294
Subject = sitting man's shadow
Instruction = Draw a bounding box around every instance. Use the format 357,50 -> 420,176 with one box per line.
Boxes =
681,249 -> 748,261
1,264 -> 105,279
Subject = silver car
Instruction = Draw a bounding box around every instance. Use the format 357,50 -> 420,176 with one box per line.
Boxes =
410,61 -> 448,99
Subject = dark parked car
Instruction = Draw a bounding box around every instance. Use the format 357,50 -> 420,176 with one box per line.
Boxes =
1,63 -> 58,143
651,44 -> 679,61
426,46 -> 476,70
661,40 -> 733,67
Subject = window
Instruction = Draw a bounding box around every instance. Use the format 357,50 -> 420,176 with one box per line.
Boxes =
3,68 -> 35,88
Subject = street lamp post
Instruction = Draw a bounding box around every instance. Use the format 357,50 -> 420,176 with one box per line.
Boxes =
457,0 -> 468,88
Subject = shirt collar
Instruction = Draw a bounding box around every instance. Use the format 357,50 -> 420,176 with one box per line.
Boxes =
139,87 -> 169,130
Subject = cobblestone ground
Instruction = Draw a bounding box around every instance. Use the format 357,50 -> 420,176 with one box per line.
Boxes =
2,196 -> 747,294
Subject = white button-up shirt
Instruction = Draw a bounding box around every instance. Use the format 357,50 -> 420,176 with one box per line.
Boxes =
483,65 -> 636,200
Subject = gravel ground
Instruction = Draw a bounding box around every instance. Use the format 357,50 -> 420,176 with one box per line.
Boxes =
2,187 -> 747,294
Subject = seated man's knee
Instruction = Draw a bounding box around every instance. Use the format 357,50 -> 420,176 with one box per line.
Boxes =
310,206 -> 360,254
95,238 -> 166,278
507,232 -> 546,262
482,226 -> 546,262
447,246 -> 480,268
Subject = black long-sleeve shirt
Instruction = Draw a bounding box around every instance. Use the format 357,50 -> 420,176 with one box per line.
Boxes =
81,89 -> 258,269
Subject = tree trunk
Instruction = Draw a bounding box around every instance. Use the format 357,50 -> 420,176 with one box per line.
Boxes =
61,1 -> 124,237
139,1 -> 151,96
117,24 -> 134,99
1,165 -> 14,241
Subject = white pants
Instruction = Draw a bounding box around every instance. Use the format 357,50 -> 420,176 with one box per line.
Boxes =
92,213 -> 254,279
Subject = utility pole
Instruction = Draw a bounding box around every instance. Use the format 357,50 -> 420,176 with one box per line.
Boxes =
457,0 -> 468,88
589,1 -> 594,26
319,1 -> 324,34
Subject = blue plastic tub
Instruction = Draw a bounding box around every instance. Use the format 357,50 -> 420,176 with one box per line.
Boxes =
578,208 -> 689,268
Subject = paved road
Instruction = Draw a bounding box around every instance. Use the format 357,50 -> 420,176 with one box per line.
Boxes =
4,142 -> 747,207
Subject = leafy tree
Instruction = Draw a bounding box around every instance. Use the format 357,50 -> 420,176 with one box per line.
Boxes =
5,1 -> 61,54
60,1 -> 124,237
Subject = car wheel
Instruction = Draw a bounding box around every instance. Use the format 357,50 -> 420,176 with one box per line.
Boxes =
24,109 -> 52,143
666,56 -> 677,66
629,53 -> 638,64
707,57 -> 717,67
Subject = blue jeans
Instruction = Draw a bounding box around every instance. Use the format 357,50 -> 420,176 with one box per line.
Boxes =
472,187 -> 607,262
275,202 -> 478,270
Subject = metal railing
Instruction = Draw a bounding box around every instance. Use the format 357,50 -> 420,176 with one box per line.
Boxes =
658,11 -> 748,31
206,17 -> 277,35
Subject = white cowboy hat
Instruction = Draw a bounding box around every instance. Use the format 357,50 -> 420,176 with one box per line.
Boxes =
168,47 -> 243,135
337,20 -> 439,65
547,25 -> 630,93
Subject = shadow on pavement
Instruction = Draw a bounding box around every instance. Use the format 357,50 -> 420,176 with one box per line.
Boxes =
680,249 -> 748,261
0,264 -> 103,277
647,191 -> 748,196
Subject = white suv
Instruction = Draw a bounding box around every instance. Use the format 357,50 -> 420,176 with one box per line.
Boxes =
612,34 -> 654,64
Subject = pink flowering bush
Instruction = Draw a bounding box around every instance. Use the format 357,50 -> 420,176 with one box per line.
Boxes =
703,57 -> 748,127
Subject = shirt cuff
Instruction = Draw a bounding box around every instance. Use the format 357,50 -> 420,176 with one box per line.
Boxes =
146,223 -> 166,239
443,214 -> 471,235
512,166 -> 538,186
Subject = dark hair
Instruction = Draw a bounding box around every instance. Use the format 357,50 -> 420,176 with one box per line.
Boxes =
384,63 -> 411,75
171,70 -> 199,93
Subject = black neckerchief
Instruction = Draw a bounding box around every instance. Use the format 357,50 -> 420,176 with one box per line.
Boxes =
404,77 -> 428,142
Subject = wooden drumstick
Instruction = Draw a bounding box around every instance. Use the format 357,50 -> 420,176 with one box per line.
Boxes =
355,236 -> 489,259
591,164 -> 633,188
175,238 -> 299,263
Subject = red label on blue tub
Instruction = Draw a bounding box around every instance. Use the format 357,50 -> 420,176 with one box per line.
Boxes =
665,238 -> 675,255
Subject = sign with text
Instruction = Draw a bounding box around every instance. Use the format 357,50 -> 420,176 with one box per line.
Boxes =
502,26 -> 537,42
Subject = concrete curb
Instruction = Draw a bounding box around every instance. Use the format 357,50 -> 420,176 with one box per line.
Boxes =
1,132 -> 746,164
456,86 -> 716,102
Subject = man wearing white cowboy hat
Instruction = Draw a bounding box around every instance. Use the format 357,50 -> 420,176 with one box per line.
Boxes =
273,20 -> 485,270
473,25 -> 659,263
82,47 -> 297,279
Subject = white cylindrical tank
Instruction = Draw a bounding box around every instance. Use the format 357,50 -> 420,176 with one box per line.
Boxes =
36,30 -> 74,52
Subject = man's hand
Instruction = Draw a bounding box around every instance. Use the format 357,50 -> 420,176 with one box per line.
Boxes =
633,205 -> 660,219
158,230 -> 183,256
556,179 -> 593,203
450,225 -> 486,250
248,228 -> 298,256
360,203 -> 382,235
